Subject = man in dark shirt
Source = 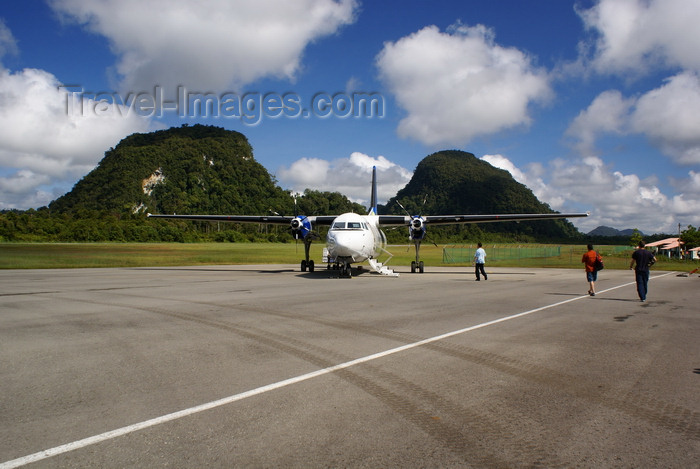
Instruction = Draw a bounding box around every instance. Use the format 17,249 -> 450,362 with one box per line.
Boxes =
630,241 -> 656,302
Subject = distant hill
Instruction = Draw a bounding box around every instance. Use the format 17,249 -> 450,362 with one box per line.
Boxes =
50,124 -> 291,215
381,150 -> 581,241
43,128 -> 583,243
49,124 -> 364,217
587,226 -> 643,237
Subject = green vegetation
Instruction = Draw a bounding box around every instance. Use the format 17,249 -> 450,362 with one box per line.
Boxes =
0,207 -> 347,243
47,123 -> 366,218
1,125 -> 692,251
381,150 -> 580,242
0,243 -> 325,269
0,124 -> 367,243
629,228 -> 643,247
1,242 -> 690,270
680,224 -> 700,249
49,124 -> 289,215
445,243 -> 690,270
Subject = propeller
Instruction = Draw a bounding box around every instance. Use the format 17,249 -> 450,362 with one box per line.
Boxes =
395,198 -> 436,246
395,197 -> 438,273
292,194 -> 299,253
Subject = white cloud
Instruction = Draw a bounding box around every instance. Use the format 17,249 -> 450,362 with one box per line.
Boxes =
376,23 -> 551,147
277,153 -> 412,207
0,170 -> 50,194
542,156 -> 676,233
0,170 -> 53,210
279,151 -> 700,234
565,0 -> 700,225
571,1 -> 700,167
630,72 -> 700,165
0,19 -> 18,59
669,170 -> 700,221
480,153 -> 700,234
565,90 -> 633,155
481,154 -> 565,210
567,73 -> 700,166
281,152 -> 700,234
276,158 -> 331,189
578,0 -> 700,74
1,1 -> 359,209
480,154 -> 527,184
49,0 -> 359,93
671,170 -> 700,195
0,67 -> 153,209
345,76 -> 361,94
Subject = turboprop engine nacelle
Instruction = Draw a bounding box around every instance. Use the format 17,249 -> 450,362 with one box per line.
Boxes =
409,216 -> 426,241
290,216 -> 312,239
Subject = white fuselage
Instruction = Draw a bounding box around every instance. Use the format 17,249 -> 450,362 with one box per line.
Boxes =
325,212 -> 385,264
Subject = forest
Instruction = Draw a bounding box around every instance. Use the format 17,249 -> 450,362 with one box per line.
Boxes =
1,125 -> 695,247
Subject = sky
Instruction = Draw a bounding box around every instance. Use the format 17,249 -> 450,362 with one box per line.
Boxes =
1,0 -> 699,235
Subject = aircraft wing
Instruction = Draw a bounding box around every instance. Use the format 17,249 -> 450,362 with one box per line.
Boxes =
149,212 -> 588,226
378,212 -> 588,226
377,215 -> 413,226
422,212 -> 589,225
147,213 -> 339,225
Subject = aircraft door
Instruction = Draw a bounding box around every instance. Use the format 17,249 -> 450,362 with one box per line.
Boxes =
374,225 -> 386,254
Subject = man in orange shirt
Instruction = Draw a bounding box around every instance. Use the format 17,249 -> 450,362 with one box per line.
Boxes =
582,244 -> 598,296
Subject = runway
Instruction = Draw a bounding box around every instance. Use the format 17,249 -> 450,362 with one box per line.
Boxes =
1,265 -> 698,468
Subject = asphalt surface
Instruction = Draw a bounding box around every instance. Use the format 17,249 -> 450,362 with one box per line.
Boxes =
0,264 -> 698,468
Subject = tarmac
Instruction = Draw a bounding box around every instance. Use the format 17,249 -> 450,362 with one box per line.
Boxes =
0,264 -> 698,468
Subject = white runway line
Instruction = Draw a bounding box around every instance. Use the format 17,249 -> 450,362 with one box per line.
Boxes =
0,272 -> 675,468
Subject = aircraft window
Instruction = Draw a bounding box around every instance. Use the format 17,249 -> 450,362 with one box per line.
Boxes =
347,222 -> 362,229
332,222 -> 345,229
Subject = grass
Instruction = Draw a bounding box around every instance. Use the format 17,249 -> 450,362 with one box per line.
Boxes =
0,243 -> 312,269
0,242 -> 692,271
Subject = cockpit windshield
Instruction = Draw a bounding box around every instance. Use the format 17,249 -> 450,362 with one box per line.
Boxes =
331,220 -> 364,230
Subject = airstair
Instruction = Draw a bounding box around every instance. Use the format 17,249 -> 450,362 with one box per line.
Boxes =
367,259 -> 399,277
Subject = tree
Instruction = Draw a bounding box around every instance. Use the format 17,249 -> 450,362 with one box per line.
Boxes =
630,228 -> 643,247
680,225 -> 700,249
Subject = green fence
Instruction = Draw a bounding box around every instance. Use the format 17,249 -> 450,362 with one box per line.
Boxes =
442,244 -> 635,264
443,244 -> 561,263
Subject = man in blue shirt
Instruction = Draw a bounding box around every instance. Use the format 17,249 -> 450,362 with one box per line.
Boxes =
474,242 -> 487,281
630,241 -> 656,302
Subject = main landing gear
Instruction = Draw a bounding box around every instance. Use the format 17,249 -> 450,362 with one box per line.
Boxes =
300,235 -> 314,272
410,240 -> 425,273
410,260 -> 424,273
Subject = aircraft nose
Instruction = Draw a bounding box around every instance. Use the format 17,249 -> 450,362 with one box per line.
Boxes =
327,231 -> 361,258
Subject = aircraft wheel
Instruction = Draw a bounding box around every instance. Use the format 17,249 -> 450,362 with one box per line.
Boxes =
419,261 -> 424,273
327,264 -> 331,270
301,260 -> 307,272
410,261 -> 416,273
309,260 -> 315,272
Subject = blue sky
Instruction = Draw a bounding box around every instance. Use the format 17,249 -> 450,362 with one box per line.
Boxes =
1,0 -> 699,234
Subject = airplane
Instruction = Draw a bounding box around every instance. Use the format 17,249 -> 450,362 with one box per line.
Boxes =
148,167 -> 588,277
